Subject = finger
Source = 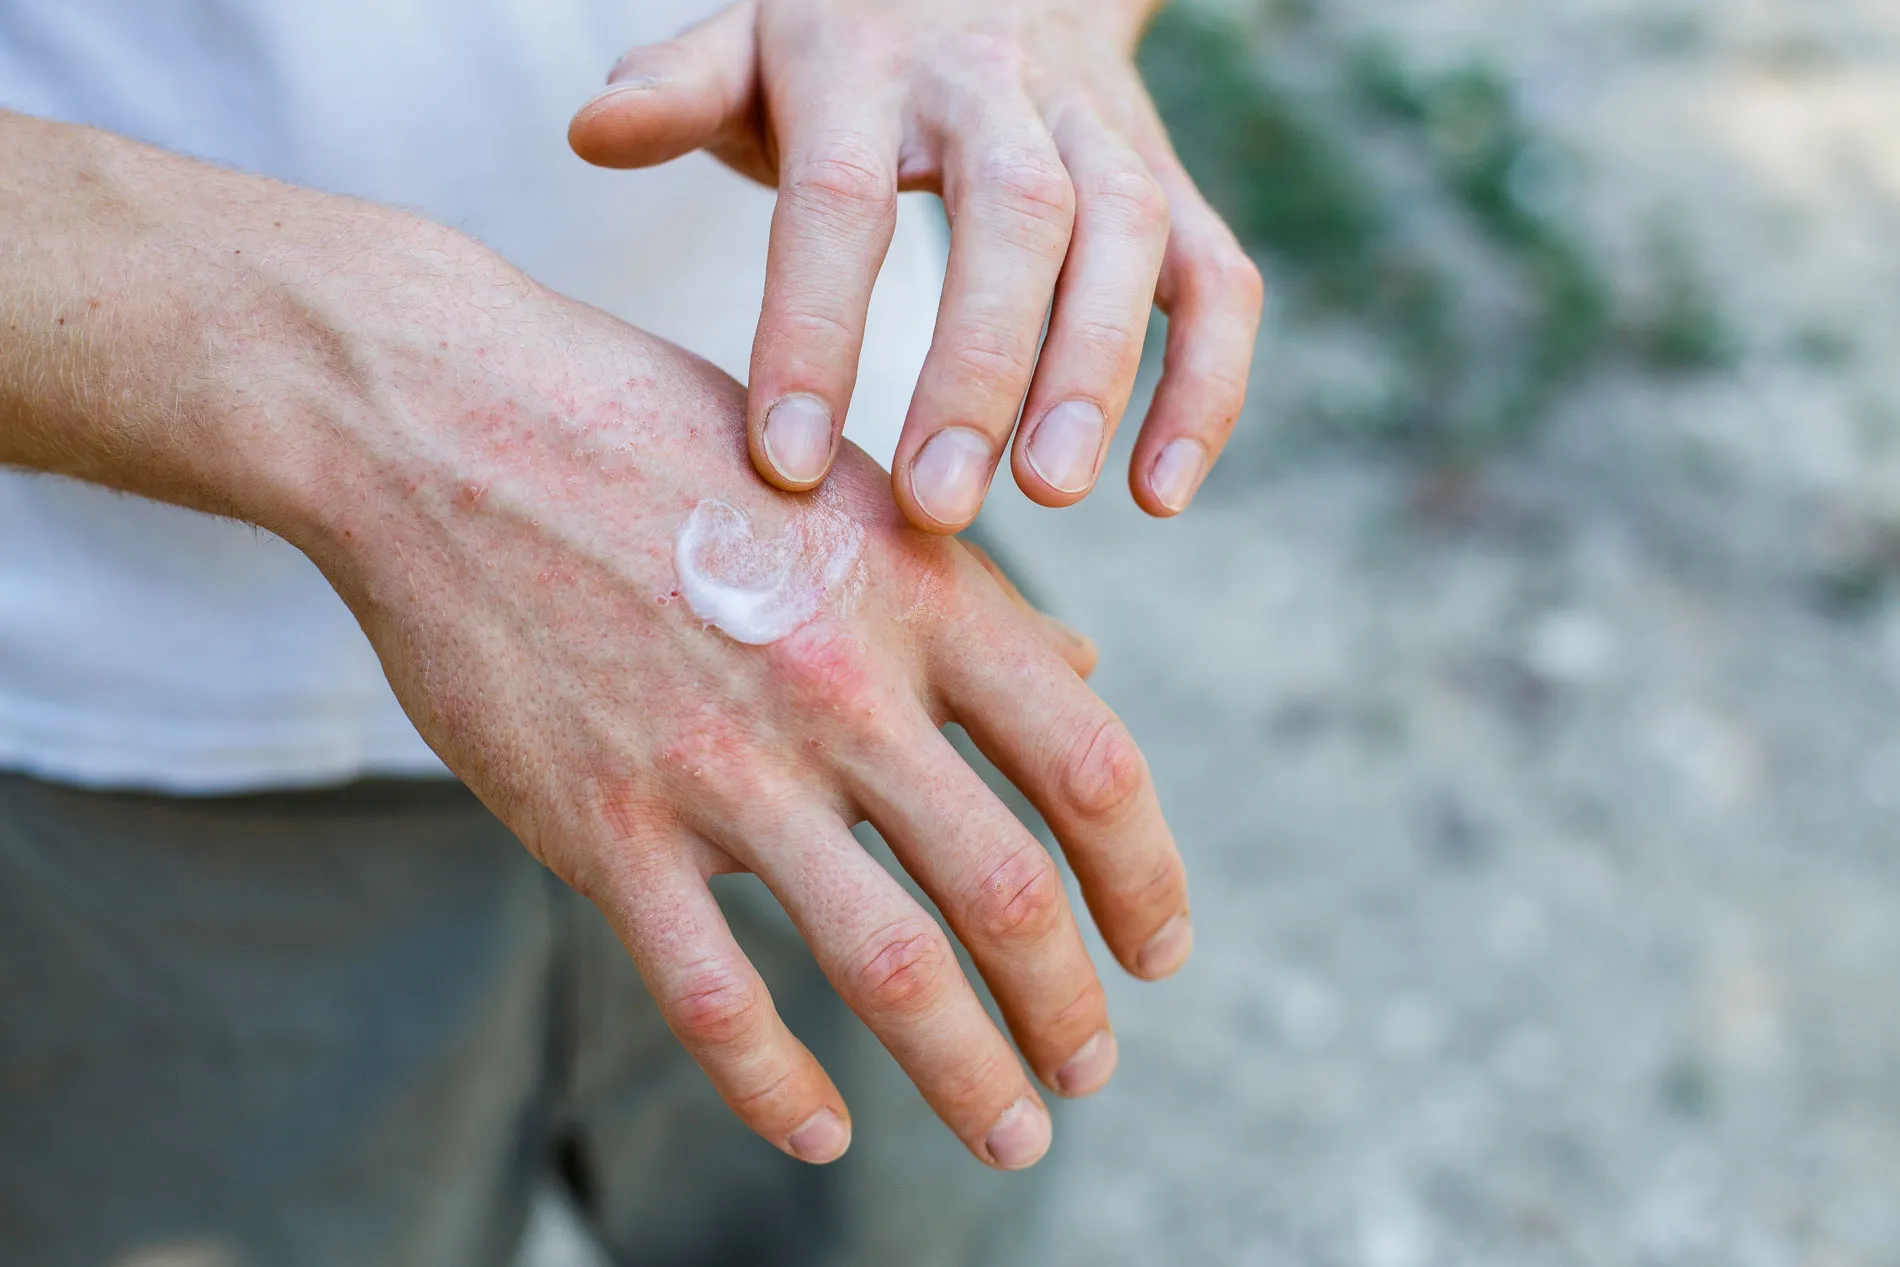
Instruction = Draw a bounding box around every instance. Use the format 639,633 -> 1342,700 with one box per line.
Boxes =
1010,106 -> 1169,508
746,87 -> 903,490
584,835 -> 851,1164
706,790 -> 1054,1170
1128,152 -> 1264,518
929,567 -> 1192,981
840,716 -> 1119,1100
892,107 -> 1076,533
568,2 -> 760,171
963,541 -> 1097,679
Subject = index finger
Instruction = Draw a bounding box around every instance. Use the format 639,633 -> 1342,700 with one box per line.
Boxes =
747,92 -> 903,490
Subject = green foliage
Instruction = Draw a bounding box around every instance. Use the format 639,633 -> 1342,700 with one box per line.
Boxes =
1626,226 -> 1739,373
1138,7 -> 1731,464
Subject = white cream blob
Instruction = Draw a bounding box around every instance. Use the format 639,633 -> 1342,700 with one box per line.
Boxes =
673,498 -> 865,645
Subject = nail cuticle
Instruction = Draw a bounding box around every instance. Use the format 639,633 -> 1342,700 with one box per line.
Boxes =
1054,1028 -> 1119,1098
983,1095 -> 1051,1170
787,1107 -> 851,1164
1151,438 -> 1208,513
1136,912 -> 1194,978
1025,400 -> 1107,495
762,394 -> 835,485
909,427 -> 994,527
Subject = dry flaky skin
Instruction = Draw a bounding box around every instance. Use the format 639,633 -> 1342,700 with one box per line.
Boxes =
0,112 -> 1189,1173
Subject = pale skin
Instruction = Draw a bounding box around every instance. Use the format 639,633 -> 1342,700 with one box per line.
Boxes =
568,0 -> 1265,532
0,111 -> 1193,1170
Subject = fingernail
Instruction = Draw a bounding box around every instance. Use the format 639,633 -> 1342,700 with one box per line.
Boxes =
984,1095 -> 1052,1170
585,75 -> 661,106
763,395 -> 835,484
787,1108 -> 851,1164
1025,400 -> 1107,495
909,427 -> 994,527
1054,1029 -> 1119,1098
605,53 -> 663,88
1137,912 -> 1194,978
1150,438 -> 1208,513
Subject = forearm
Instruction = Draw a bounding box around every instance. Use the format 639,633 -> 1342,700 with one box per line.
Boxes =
0,111 -> 445,541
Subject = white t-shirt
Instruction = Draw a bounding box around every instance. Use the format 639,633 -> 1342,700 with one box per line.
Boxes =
0,0 -> 942,792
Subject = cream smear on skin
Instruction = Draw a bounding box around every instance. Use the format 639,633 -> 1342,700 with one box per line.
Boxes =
673,497 -> 865,645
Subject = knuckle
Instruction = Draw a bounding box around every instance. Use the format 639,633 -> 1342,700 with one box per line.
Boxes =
976,145 -> 1076,239
1063,311 -> 1142,366
1186,241 -> 1264,310
945,317 -> 1036,389
965,842 -> 1065,946
1124,855 -> 1186,923
670,963 -> 767,1049
577,774 -> 674,850
724,1063 -> 799,1117
848,919 -> 955,1017
1085,165 -> 1170,237
774,302 -> 860,349
1181,356 -> 1253,434
791,144 -> 899,225
1058,716 -> 1148,822
768,623 -> 882,717
656,713 -> 773,802
935,1050 -> 1013,1114
1048,978 -> 1107,1037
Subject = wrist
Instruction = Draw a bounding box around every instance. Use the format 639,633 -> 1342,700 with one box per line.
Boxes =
199,210 -> 508,557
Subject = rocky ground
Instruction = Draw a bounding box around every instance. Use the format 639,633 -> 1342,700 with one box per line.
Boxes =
1016,2 -> 1900,1264
527,2 -> 1900,1264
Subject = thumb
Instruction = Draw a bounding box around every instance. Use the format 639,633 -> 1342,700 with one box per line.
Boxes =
569,2 -> 759,171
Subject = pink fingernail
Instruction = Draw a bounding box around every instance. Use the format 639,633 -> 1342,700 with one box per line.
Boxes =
910,427 -> 994,527
984,1096 -> 1052,1170
787,1108 -> 851,1163
763,395 -> 835,484
1026,400 -> 1107,494
1150,438 -> 1208,513
1136,913 -> 1194,978
1054,1029 -> 1119,1098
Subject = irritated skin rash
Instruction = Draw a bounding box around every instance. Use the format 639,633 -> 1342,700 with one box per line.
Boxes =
673,497 -> 866,645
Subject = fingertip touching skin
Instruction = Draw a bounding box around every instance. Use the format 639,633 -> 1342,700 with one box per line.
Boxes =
568,0 -> 1265,532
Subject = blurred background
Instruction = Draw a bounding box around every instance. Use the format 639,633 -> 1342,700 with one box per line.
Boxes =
994,0 -> 1900,1263
527,0 -> 1900,1263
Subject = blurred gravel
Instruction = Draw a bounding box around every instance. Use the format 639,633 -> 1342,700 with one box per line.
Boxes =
526,3 -> 1900,1264
994,2 -> 1900,1263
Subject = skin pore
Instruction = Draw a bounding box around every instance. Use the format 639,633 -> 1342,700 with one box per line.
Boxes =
0,110 -> 1191,1171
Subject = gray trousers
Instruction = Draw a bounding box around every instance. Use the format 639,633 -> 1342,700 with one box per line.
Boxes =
0,772 -> 1052,1267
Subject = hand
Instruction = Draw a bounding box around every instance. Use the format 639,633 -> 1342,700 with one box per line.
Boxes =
569,0 -> 1264,533
2,114 -> 1183,1170
278,231 -> 1189,1170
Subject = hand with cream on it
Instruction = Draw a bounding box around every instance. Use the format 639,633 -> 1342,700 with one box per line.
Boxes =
309,299 -> 1186,1173
0,120 -> 1183,1173
569,0 -> 1266,532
